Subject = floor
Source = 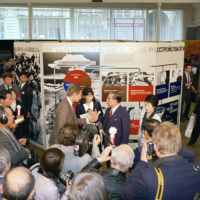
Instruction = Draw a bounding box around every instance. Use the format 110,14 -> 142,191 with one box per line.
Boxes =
31,101 -> 200,165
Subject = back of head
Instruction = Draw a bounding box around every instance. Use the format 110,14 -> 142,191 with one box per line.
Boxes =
59,123 -> 79,146
111,144 -> 134,172
0,91 -> 8,100
67,84 -> 82,96
152,121 -> 181,155
38,148 -> 65,179
0,146 -> 10,175
69,171 -> 108,200
4,62 -> 11,69
2,167 -> 35,200
142,118 -> 161,137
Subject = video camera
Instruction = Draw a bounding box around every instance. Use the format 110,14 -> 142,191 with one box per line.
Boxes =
74,124 -> 98,157
147,140 -> 156,157
22,139 -> 39,169
59,170 -> 74,185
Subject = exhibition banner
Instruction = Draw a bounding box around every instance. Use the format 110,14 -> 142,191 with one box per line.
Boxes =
130,120 -> 140,135
169,69 -> 182,97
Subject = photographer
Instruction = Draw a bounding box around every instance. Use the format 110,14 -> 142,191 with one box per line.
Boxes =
30,148 -> 69,200
51,123 -> 101,175
81,144 -> 134,200
0,106 -> 30,168
133,118 -> 196,168
121,122 -> 200,200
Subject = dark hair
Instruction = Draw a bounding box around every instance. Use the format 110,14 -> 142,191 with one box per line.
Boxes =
190,54 -> 194,57
8,88 -> 16,94
2,168 -> 35,200
184,63 -> 191,69
110,91 -> 121,103
2,72 -> 13,79
69,171 -> 108,200
20,71 -> 29,77
142,118 -> 161,137
79,88 -> 96,104
194,192 -> 200,200
38,148 -> 65,179
0,90 -> 11,100
145,95 -> 158,107
59,123 -> 79,146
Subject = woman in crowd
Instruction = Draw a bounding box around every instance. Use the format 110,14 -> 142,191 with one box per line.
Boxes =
9,88 -> 27,139
138,95 -> 161,146
76,87 -> 103,125
51,123 -> 101,175
65,171 -> 108,200
30,148 -> 66,200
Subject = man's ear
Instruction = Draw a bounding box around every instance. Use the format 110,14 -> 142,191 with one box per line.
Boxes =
154,142 -> 158,152
27,189 -> 35,200
129,161 -> 134,169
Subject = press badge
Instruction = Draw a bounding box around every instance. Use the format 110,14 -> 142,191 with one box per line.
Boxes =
21,91 -> 25,94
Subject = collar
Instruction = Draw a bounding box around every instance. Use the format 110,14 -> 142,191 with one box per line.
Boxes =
154,155 -> 183,167
111,104 -> 120,115
66,96 -> 73,106
185,71 -> 190,76
4,84 -> 12,89
83,101 -> 94,112
21,82 -> 26,88
107,168 -> 126,178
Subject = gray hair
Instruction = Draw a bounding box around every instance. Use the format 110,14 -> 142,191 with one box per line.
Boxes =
5,62 -> 11,69
111,144 -> 135,172
0,146 -> 10,175
10,62 -> 16,68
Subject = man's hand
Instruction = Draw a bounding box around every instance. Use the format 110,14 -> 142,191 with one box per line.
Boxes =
99,146 -> 114,163
17,115 -> 23,119
9,123 -> 17,129
192,113 -> 197,117
140,141 -> 148,163
192,86 -> 196,91
88,109 -> 98,117
26,112 -> 30,118
185,83 -> 191,87
24,148 -> 30,155
65,181 -> 71,197
18,138 -> 26,146
89,116 -> 98,123
93,134 -> 101,147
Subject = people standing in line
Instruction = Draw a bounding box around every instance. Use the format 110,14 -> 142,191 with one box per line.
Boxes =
19,71 -> 33,139
181,64 -> 195,122
138,95 -> 161,147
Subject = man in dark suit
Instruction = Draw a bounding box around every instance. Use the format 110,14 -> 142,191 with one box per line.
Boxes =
49,84 -> 98,146
181,64 -> 195,122
103,91 -> 130,148
0,107 -> 30,168
121,122 -> 200,200
133,118 -> 196,168
0,147 -> 11,200
177,69 -> 182,81
19,72 -> 32,139
0,72 -> 22,101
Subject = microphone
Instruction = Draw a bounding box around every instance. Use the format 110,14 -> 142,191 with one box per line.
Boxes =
98,121 -> 113,145
97,111 -> 101,116
17,93 -> 21,102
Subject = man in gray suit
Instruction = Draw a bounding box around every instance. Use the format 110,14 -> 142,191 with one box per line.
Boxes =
0,72 -> 22,101
49,84 -> 98,146
0,106 -> 30,168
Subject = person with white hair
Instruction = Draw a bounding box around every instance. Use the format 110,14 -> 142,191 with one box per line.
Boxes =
82,145 -> 135,200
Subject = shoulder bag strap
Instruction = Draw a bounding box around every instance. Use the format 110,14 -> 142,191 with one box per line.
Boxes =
154,167 -> 164,200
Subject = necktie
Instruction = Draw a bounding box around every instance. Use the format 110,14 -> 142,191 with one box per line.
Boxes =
188,74 -> 190,83
109,110 -> 113,119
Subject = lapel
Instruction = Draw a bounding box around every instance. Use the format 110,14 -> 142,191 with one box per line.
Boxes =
21,82 -> 27,91
65,98 -> 77,123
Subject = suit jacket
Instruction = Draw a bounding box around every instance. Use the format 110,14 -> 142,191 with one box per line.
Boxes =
182,71 -> 192,95
9,100 -> 27,139
0,176 -> 2,200
49,97 -> 87,146
103,105 -> 130,147
76,101 -> 104,123
0,84 -> 22,102
0,128 -> 28,168
133,146 -> 196,168
121,156 -> 200,200
20,82 -> 33,112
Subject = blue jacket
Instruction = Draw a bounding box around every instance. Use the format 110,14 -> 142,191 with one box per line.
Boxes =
121,156 -> 200,200
103,105 -> 130,147
133,146 -> 196,168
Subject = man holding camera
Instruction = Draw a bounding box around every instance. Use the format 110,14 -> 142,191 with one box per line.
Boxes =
82,144 -> 134,200
0,106 -> 30,168
121,122 -> 200,200
133,118 -> 196,168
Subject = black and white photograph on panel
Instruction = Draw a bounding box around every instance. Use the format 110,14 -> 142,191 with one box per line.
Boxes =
170,69 -> 182,83
43,52 -> 100,135
128,106 -> 145,120
14,47 -> 43,144
156,70 -> 170,85
102,72 -> 127,86
129,72 -> 154,86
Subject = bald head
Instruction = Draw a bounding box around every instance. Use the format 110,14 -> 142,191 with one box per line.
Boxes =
111,144 -> 135,172
2,167 -> 35,200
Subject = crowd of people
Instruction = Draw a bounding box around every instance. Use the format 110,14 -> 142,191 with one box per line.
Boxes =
1,56 -> 200,200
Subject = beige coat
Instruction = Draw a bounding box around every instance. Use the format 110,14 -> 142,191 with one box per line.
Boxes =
48,97 -> 87,146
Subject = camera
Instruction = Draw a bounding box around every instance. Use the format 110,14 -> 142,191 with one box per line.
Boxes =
147,140 -> 156,157
74,124 -> 98,157
59,170 -> 74,185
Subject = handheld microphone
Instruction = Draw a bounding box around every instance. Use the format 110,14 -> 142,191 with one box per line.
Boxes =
97,111 -> 101,116
98,121 -> 113,145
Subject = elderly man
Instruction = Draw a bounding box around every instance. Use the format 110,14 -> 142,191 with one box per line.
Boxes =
82,144 -> 134,200
0,167 -> 35,200
121,122 -> 200,200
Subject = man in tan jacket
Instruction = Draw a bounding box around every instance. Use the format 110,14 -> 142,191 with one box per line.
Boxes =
49,84 -> 98,146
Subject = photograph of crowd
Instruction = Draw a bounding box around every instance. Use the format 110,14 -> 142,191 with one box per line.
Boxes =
128,106 -> 145,120
102,72 -> 127,86
129,72 -> 154,86
156,70 -> 170,85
